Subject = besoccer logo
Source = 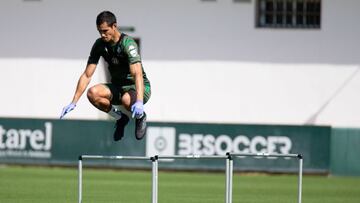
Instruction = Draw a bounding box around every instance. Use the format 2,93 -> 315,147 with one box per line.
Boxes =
146,127 -> 175,157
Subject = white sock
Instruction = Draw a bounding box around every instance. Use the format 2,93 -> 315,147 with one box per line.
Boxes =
108,106 -> 122,120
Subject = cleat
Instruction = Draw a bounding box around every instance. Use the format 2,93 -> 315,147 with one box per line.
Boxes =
135,112 -> 147,140
113,114 -> 129,141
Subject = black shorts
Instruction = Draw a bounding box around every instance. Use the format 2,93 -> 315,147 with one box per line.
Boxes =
104,83 -> 151,105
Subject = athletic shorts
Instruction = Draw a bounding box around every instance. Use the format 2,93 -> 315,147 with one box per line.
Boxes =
104,83 -> 151,105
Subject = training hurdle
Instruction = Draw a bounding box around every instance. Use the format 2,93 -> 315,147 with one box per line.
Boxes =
78,153 -> 303,203
155,155 -> 231,203
226,153 -> 303,203
78,155 -> 158,203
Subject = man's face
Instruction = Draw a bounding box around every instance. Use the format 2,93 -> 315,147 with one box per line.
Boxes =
97,22 -> 117,43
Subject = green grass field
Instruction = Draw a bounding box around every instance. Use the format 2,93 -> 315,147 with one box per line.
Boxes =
0,165 -> 359,203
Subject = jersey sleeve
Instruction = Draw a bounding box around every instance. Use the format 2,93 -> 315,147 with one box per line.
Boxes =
123,37 -> 141,64
87,39 -> 103,65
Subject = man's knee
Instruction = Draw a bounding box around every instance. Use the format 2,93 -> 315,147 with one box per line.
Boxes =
121,93 -> 131,109
87,86 -> 99,102
121,91 -> 137,110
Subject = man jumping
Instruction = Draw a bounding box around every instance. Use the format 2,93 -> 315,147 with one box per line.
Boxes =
60,11 -> 151,141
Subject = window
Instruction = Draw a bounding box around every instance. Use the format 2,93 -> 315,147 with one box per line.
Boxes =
257,0 -> 321,28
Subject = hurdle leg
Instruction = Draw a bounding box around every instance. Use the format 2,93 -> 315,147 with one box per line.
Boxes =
225,156 -> 233,203
298,156 -> 303,203
152,157 -> 158,203
78,156 -> 83,203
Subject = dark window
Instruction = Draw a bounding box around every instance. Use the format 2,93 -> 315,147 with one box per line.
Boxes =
257,0 -> 321,29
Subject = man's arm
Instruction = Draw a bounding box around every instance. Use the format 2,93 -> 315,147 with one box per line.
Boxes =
129,62 -> 144,102
60,63 -> 97,119
129,62 -> 145,118
71,63 -> 97,103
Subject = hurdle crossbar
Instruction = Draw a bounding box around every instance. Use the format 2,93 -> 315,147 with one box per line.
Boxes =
156,154 -> 228,159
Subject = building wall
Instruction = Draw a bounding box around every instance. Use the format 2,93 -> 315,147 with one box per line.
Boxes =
0,0 -> 359,127
1,0 -> 360,63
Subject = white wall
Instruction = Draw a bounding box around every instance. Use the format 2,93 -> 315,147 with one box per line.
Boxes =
1,59 -> 359,127
0,58 -> 106,119
145,61 -> 360,127
0,0 -> 359,127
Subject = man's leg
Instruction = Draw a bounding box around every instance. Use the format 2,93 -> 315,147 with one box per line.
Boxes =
87,84 -> 112,112
87,84 -> 129,141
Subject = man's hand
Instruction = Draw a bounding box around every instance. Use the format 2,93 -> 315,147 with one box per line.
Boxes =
60,103 -> 76,119
131,100 -> 144,118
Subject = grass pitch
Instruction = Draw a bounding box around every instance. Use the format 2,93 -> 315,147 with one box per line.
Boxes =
0,165 -> 359,203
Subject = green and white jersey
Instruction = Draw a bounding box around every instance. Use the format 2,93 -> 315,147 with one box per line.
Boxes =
87,33 -> 150,86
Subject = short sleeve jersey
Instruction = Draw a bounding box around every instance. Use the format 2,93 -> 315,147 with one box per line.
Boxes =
87,33 -> 150,86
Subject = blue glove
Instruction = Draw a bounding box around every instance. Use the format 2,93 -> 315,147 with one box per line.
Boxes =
60,103 -> 76,119
131,100 -> 144,118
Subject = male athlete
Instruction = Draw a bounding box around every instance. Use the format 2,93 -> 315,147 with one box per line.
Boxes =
60,11 -> 151,141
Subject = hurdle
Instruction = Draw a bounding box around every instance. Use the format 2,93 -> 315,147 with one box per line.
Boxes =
78,155 -> 158,203
78,154 -> 231,203
155,155 -> 232,203
226,152 -> 303,203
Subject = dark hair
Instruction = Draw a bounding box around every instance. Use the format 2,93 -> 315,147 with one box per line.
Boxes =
96,11 -> 117,26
